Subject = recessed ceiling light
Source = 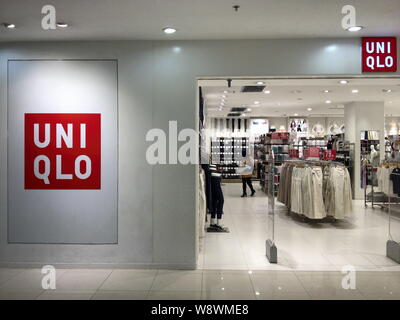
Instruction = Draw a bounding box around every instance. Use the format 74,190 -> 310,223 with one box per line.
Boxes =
294,113 -> 299,116
256,81 -> 265,85
307,107 -> 313,111
383,89 -> 392,93
247,108 -> 252,112
347,26 -> 363,32
56,22 -> 68,28
3,23 -> 15,29
325,100 -> 332,104
352,89 -> 359,93
241,113 -> 246,117
323,90 -> 330,93
264,90 -> 271,94
222,95 -> 226,98
254,101 -> 260,105
339,80 -> 349,84
163,27 -> 177,34
223,90 -> 228,94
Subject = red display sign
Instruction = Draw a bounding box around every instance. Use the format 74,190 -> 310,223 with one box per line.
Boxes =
289,149 -> 299,159
25,113 -> 101,189
271,132 -> 289,140
306,147 -> 320,159
362,37 -> 397,72
324,149 -> 337,161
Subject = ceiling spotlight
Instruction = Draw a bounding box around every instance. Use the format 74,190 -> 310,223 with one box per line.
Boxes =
294,113 -> 299,116
352,89 -> 359,93
56,22 -> 68,28
223,90 -> 228,94
383,89 -> 392,93
307,107 -> 313,111
256,81 -> 265,85
264,90 -> 271,94
254,101 -> 260,105
163,27 -> 177,34
325,100 -> 332,104
323,89 -> 330,93
222,95 -> 226,98
3,23 -> 15,29
339,80 -> 349,84
347,26 -> 363,32
247,108 -> 252,112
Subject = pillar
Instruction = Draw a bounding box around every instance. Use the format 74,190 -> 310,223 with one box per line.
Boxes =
345,101 -> 385,200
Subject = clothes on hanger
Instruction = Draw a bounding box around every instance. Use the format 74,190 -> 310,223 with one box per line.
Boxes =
277,161 -> 352,219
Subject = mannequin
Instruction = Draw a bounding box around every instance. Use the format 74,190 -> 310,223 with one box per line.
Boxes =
207,167 -> 229,233
370,145 -> 380,166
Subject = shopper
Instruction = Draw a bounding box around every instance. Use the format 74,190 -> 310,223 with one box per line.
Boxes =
240,160 -> 256,197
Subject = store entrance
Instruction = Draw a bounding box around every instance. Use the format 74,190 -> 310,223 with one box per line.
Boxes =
197,77 -> 400,270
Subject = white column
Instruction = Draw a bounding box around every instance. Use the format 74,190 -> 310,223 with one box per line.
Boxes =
345,101 -> 385,199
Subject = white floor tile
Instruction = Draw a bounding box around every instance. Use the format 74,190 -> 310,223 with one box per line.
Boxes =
92,290 -> 149,300
54,269 -> 112,291
202,290 -> 256,300
202,271 -> 253,292
37,290 -> 94,300
151,271 -> 202,291
147,291 -> 202,300
99,270 -> 157,291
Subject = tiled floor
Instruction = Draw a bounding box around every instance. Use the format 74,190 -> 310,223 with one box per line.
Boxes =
199,183 -> 400,272
0,268 -> 399,300
0,183 -> 399,300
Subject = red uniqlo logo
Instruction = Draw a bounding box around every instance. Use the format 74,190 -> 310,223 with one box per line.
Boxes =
362,37 -> 397,72
24,113 -> 101,189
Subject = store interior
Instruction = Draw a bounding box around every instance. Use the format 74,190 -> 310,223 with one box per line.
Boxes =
197,78 -> 400,271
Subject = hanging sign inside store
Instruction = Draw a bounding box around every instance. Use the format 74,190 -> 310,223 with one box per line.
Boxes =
362,37 -> 397,72
305,147 -> 320,159
324,150 -> 337,161
25,113 -> 101,189
289,149 -> 299,159
271,132 -> 289,140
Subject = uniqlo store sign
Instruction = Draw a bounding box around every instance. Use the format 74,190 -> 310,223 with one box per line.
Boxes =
362,37 -> 397,72
25,113 -> 101,189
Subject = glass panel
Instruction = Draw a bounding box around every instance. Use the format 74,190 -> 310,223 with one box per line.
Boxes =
266,154 -> 275,244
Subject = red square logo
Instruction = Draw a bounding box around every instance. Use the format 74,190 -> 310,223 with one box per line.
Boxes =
24,113 -> 101,189
362,37 -> 397,72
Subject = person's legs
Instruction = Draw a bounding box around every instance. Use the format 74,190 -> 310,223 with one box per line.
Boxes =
246,177 -> 256,196
241,178 -> 247,196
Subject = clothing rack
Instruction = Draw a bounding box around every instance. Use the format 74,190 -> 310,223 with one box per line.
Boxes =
370,161 -> 400,212
277,159 -> 352,221
363,163 -> 379,208
284,159 -> 346,168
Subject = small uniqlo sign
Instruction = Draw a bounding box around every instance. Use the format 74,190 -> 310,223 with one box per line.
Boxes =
362,37 -> 397,72
25,113 -> 101,189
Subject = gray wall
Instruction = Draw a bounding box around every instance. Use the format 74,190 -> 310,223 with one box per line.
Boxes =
0,38 -> 396,268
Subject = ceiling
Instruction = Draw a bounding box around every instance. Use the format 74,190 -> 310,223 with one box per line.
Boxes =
0,0 -> 399,41
201,78 -> 400,118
